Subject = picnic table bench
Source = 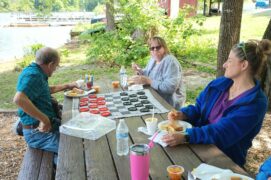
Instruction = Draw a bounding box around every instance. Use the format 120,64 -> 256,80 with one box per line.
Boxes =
55,80 -> 253,179
18,147 -> 54,180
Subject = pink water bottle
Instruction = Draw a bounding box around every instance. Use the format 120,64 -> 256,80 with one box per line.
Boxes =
130,144 -> 150,180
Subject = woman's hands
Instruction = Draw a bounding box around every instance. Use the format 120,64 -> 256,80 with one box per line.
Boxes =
131,63 -> 143,75
129,75 -> 151,85
168,110 -> 187,123
162,133 -> 186,146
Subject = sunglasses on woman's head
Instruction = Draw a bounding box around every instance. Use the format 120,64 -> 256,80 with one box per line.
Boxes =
237,42 -> 248,60
149,45 -> 162,51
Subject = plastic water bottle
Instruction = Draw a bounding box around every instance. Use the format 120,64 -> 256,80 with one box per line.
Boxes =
119,66 -> 127,90
116,119 -> 129,156
119,66 -> 126,81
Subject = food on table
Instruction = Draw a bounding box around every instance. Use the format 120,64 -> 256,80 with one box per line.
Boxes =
67,87 -> 84,96
167,165 -> 184,180
230,177 -> 242,180
112,81 -> 120,88
160,122 -> 183,133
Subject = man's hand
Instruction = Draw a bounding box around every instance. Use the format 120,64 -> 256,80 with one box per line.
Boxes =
50,82 -> 79,94
67,82 -> 79,90
162,133 -> 185,146
38,117 -> 52,132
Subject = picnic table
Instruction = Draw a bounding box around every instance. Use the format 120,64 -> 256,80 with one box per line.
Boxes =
55,81 -> 252,180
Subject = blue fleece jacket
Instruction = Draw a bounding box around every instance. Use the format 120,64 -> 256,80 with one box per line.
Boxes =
256,156 -> 271,180
181,77 -> 267,166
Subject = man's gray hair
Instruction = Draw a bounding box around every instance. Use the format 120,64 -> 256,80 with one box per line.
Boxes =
36,47 -> 60,65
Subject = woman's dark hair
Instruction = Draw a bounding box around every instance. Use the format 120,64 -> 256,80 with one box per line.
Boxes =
36,47 -> 60,65
148,36 -> 170,54
232,39 -> 271,77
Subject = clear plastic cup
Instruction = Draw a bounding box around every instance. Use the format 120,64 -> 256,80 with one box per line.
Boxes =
167,165 -> 184,180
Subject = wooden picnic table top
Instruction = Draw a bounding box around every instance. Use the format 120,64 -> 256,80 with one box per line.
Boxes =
56,80 -> 252,180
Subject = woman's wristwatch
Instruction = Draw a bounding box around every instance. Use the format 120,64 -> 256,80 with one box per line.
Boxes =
184,133 -> 190,144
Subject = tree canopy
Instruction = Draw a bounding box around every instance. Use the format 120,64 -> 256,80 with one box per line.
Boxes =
0,0 -> 105,13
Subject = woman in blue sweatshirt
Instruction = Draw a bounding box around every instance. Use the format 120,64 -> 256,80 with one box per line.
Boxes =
162,39 -> 271,167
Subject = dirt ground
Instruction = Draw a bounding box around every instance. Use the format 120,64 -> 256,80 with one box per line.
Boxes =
0,112 -> 270,180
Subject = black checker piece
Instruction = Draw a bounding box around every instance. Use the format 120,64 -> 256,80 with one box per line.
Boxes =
140,108 -> 149,112
137,91 -> 145,95
128,107 -> 137,111
145,105 -> 154,109
139,95 -> 147,99
135,103 -> 143,107
130,98 -> 138,102
120,92 -> 128,96
121,97 -> 129,101
129,94 -> 137,98
123,101 -> 132,106
141,100 -> 150,104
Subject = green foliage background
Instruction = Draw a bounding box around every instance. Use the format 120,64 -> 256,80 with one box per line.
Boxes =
82,0 -> 206,68
0,0 -> 105,13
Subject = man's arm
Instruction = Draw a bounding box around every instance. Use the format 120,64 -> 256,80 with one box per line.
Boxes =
50,82 -> 77,94
13,92 -> 51,132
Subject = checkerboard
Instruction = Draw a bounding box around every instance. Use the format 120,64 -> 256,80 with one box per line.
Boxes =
73,89 -> 169,119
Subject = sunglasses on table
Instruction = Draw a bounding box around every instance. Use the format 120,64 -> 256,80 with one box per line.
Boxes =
149,45 -> 162,51
237,42 -> 248,60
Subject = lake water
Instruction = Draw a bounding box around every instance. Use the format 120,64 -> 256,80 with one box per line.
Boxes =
0,13 -> 73,62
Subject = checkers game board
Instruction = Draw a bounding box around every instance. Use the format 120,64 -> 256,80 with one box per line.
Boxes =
73,89 -> 169,119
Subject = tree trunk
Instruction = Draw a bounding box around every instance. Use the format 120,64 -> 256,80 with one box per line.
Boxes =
261,19 -> 271,110
263,18 -> 271,40
105,0 -> 116,31
216,0 -> 244,77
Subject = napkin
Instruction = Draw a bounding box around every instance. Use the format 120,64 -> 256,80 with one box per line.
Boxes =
148,131 -> 168,147
191,163 -> 253,180
128,84 -> 144,91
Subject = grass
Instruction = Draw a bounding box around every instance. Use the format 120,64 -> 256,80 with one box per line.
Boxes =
0,9 -> 270,110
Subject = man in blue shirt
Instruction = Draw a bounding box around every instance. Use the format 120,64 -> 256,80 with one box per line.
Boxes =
13,47 -> 78,154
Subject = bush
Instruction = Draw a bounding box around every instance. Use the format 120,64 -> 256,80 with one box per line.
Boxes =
15,43 -> 44,70
82,0 -> 204,67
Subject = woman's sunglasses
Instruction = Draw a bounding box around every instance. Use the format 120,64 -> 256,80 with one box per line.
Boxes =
237,42 -> 248,60
149,45 -> 162,51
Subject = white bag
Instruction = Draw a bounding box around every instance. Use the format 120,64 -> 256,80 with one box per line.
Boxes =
60,112 -> 116,140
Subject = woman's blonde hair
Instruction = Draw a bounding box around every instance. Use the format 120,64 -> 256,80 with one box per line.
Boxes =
148,36 -> 170,54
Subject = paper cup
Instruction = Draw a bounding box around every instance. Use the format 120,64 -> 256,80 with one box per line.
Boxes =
145,117 -> 158,135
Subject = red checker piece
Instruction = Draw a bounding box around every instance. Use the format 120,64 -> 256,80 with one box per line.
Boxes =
90,109 -> 100,114
80,97 -> 89,102
80,102 -> 88,107
79,107 -> 89,112
97,97 -> 105,101
89,104 -> 98,109
97,101 -> 106,105
89,94 -> 97,99
89,99 -> 98,103
100,111 -> 111,117
99,107 -> 109,111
